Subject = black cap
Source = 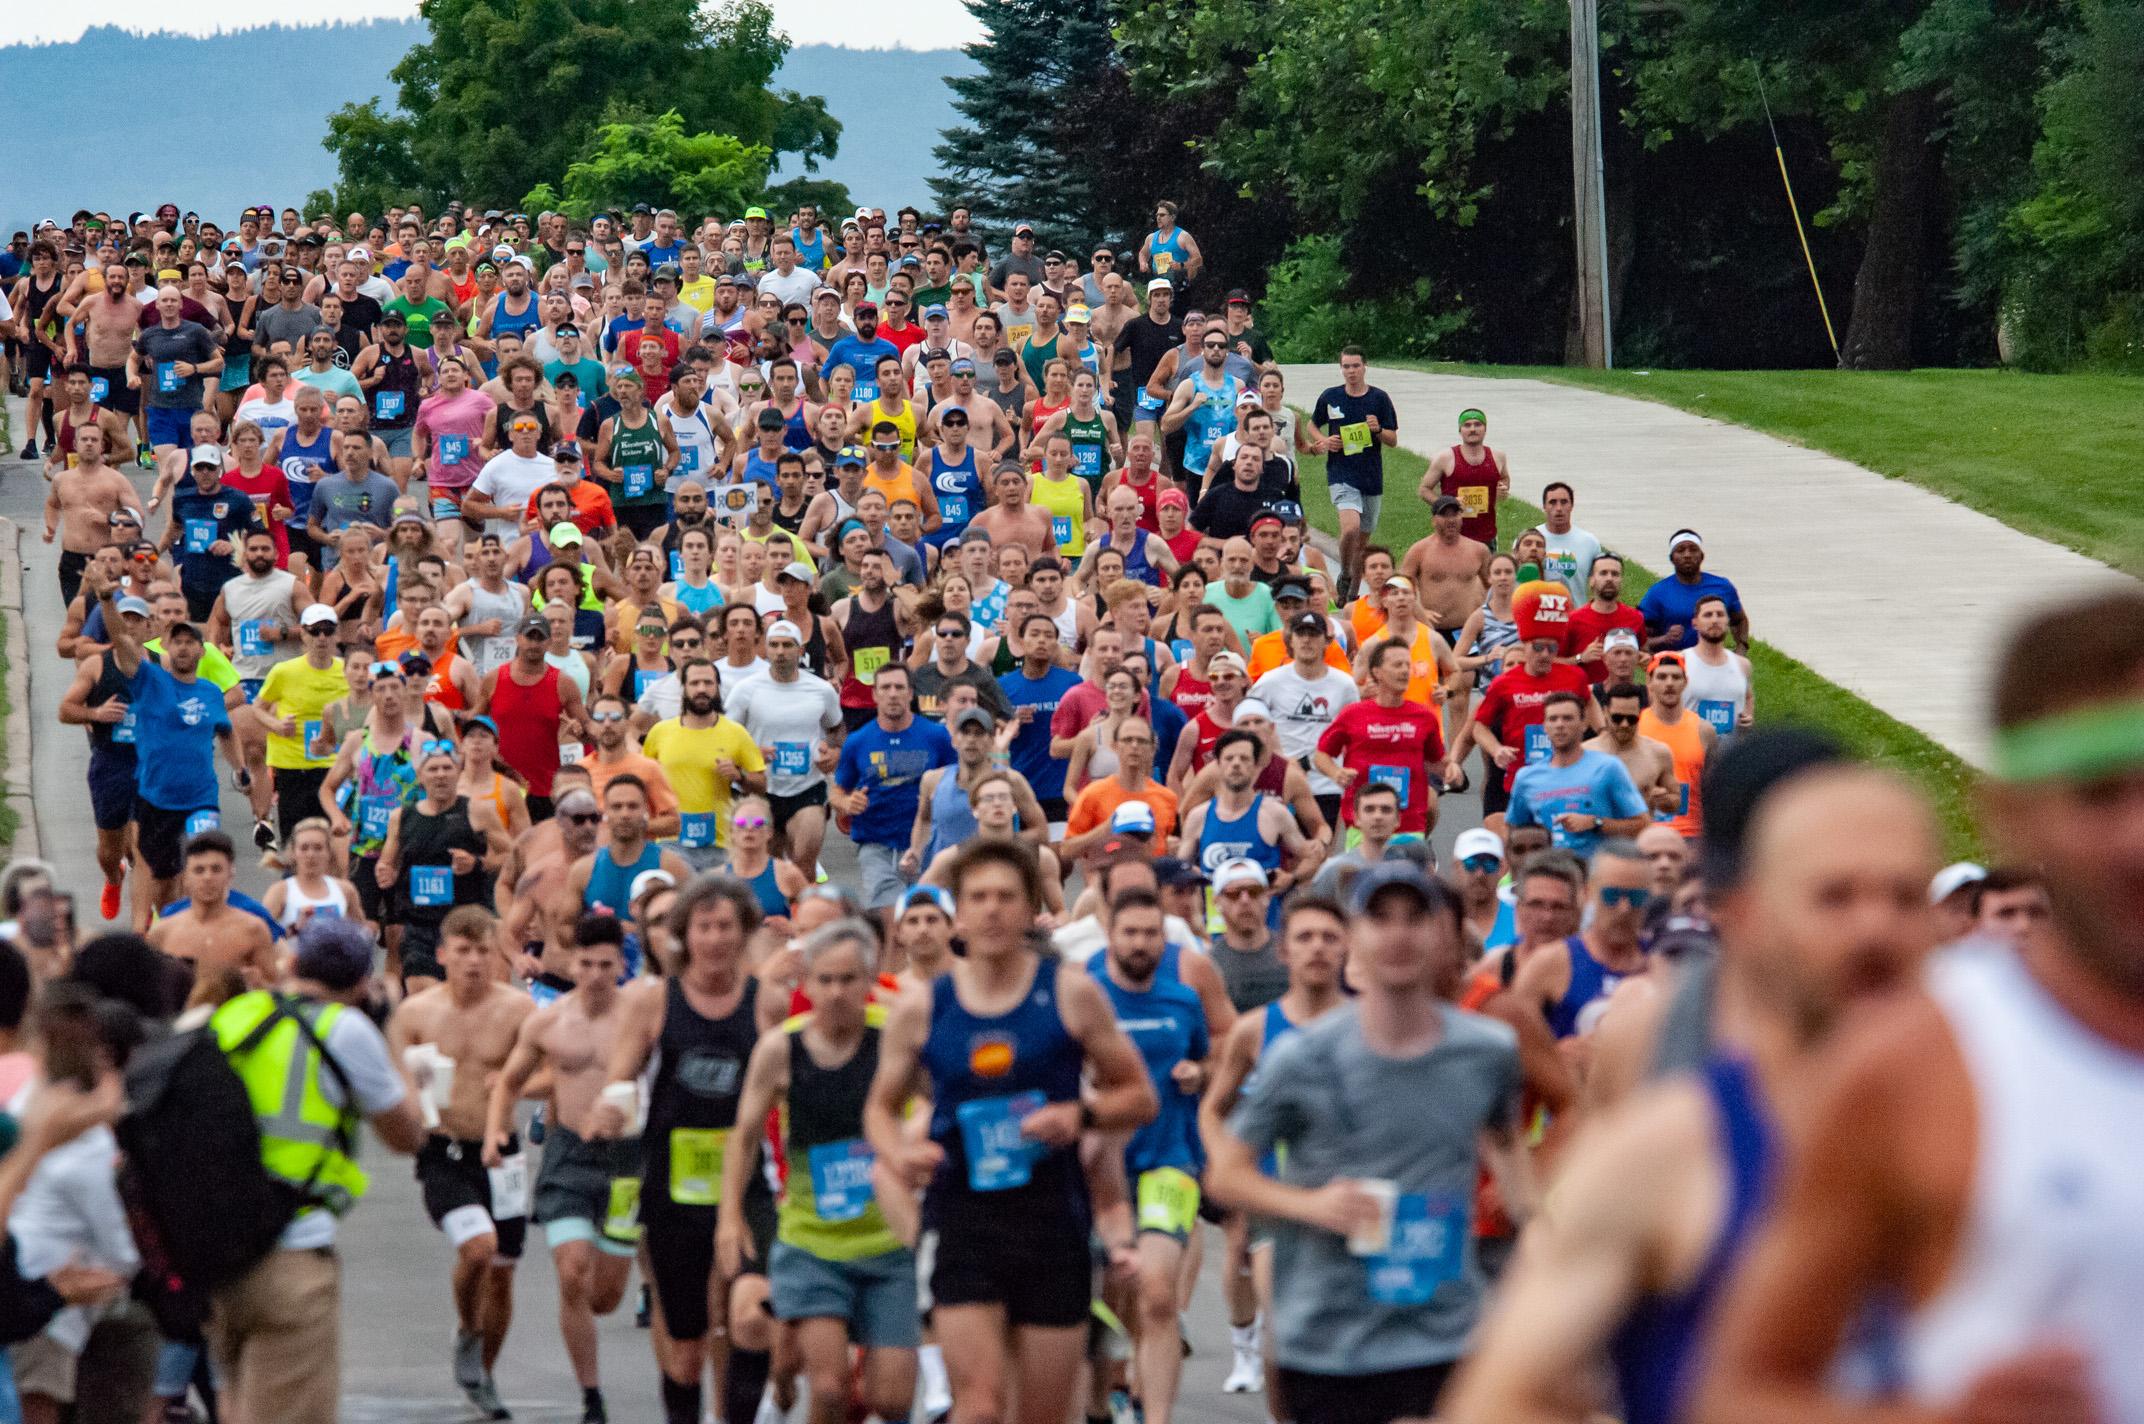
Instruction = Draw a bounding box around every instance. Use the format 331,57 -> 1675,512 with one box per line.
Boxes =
1431,494 -> 1464,515
1288,609 -> 1328,636
631,202 -> 653,214
756,408 -> 785,428
1152,856 -> 1205,889
1272,579 -> 1311,603
1226,288 -> 1251,305
380,309 -> 406,324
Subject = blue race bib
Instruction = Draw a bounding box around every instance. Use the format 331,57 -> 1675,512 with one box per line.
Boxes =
854,379 -> 879,402
1074,443 -> 1102,476
807,1139 -> 877,1222
113,708 -> 138,745
1170,638 -> 1193,663
668,549 -> 684,579
1136,390 -> 1164,413
184,518 -> 217,554
89,376 -> 110,403
156,362 -> 180,394
360,796 -> 396,842
1368,764 -> 1410,803
678,812 -> 715,847
774,742 -> 811,777
678,446 -> 700,474
410,865 -> 452,907
302,719 -> 324,759
438,433 -> 470,466
956,1091 -> 1044,1192
1697,699 -> 1736,735
184,809 -> 219,838
1365,1192 -> 1468,1305
374,389 -> 406,420
623,464 -> 654,498
236,621 -> 271,658
939,494 -> 969,524
1051,515 -> 1073,549
1523,723 -> 1550,765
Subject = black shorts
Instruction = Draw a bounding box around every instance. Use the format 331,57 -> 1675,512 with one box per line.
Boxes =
353,854 -> 391,924
183,582 -> 219,623
918,1212 -> 1091,1328
1276,1362 -> 1456,1424
416,1134 -> 527,1259
89,746 -> 138,833
136,799 -> 217,880
25,345 -> 53,383
1038,795 -> 1069,826
841,703 -> 877,732
1481,773 -> 1510,818
273,766 -> 330,843
1315,792 -> 1343,830
618,504 -> 666,540
641,1188 -> 778,1342
57,549 -> 88,606
526,794 -> 554,824
285,528 -> 321,573
768,782 -> 828,837
399,921 -> 445,983
90,366 -> 139,416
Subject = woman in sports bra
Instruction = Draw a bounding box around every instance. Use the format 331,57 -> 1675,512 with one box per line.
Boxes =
262,819 -> 366,931
1453,552 -> 1523,691
724,795 -> 807,919
455,716 -> 531,838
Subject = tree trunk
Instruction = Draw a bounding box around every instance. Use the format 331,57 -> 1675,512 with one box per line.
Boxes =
1839,86 -> 1937,370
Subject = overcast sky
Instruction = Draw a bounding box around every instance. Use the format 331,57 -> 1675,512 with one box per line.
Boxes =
0,0 -> 980,52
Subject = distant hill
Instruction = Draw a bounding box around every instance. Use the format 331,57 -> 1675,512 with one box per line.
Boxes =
0,23 -> 969,233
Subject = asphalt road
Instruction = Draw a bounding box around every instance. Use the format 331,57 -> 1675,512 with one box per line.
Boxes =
1,392 -> 1479,1422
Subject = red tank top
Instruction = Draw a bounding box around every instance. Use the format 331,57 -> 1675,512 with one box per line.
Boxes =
1173,669 -> 1213,723
490,662 -> 564,796
1442,444 -> 1501,546
1113,468 -> 1162,532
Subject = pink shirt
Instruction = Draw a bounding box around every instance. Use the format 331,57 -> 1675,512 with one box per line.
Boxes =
413,388 -> 494,490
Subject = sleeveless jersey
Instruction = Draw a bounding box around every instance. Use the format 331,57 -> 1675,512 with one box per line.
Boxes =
1185,369 -> 1242,478
277,423 -> 335,523
490,662 -> 565,797
1063,410 -> 1109,490
1639,708 -> 1708,839
369,345 -> 423,430
490,292 -> 540,343
607,410 -> 667,509
924,443 -> 985,546
778,1020 -> 899,1258
1441,444 -> 1501,545
1682,650 -> 1751,744
1031,472 -> 1087,557
643,977 -> 773,1217
1545,935 -> 1629,1039
395,795 -> 490,926
924,767 -> 981,866
662,400 -> 719,485
839,594 -> 900,711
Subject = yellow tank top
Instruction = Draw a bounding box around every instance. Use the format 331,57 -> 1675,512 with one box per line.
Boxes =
1031,472 -> 1088,556
867,398 -> 919,460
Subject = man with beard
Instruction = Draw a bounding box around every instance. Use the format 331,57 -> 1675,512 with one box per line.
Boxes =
1563,553 -> 1646,686
822,302 -> 899,397
727,620 -> 846,877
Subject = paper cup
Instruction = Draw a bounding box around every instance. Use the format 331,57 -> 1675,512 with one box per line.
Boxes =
599,1080 -> 640,1132
1348,1178 -> 1399,1256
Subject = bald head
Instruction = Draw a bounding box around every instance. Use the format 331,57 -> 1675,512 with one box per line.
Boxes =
1729,765 -> 1941,1045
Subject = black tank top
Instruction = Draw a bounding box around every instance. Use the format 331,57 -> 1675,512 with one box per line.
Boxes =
643,974 -> 771,1212
843,594 -> 898,663
797,612 -> 831,681
85,653 -> 133,753
373,345 -> 423,430
395,794 -> 490,925
23,275 -> 60,328
785,1025 -> 880,1152
771,498 -> 809,538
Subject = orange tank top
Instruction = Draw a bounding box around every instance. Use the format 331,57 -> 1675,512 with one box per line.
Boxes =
1639,707 -> 1707,838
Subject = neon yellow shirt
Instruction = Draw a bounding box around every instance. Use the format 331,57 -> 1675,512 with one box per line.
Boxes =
257,656 -> 348,769
642,716 -> 766,847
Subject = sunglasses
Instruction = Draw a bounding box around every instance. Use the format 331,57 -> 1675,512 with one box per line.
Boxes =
1461,854 -> 1502,874
1608,713 -> 1641,726
562,811 -> 602,825
733,813 -> 769,830
591,710 -> 626,722
1599,886 -> 1653,909
1220,886 -> 1266,900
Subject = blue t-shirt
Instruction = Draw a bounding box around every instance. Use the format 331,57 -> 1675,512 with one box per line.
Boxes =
1636,573 -> 1742,651
168,485 -> 262,596
823,335 -> 901,391
1149,694 -> 1189,779
1090,965 -> 1209,1175
125,660 -> 230,811
1506,749 -> 1647,860
1312,384 -> 1399,496
998,665 -> 1083,801
834,716 -> 955,848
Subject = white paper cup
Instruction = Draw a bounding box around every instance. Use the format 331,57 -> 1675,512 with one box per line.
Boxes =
599,1080 -> 639,1132
1348,1178 -> 1399,1256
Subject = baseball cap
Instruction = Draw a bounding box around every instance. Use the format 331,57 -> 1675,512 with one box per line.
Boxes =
1157,488 -> 1189,511
923,303 -> 948,320
1453,828 -> 1505,864
756,408 -> 785,429
899,885 -> 956,920
766,619 -> 803,642
1146,277 -> 1172,293
1064,304 -> 1091,323
778,561 -> 814,584
1207,651 -> 1248,676
1347,859 -> 1451,917
1603,628 -> 1641,651
1212,858 -> 1270,894
1384,574 -> 1416,596
1226,288 -> 1251,305
1271,579 -> 1311,603
1431,494 -> 1464,515
520,614 -> 553,636
950,707 -> 996,734
294,915 -> 377,991
1288,610 -> 1328,637
189,444 -> 221,469
490,243 -> 515,264
548,521 -> 584,548
630,868 -> 678,903
744,206 -> 768,220
380,309 -> 407,325
1233,698 -> 1274,723
113,594 -> 153,619
1109,801 -> 1157,835
107,508 -> 142,527
300,603 -> 339,629
555,321 -> 579,338
853,300 -> 877,315
938,405 -> 970,424
1013,221 -> 1036,235
836,446 -> 867,468
1151,857 -> 1205,890
1929,861 -> 1987,906
552,442 -> 584,464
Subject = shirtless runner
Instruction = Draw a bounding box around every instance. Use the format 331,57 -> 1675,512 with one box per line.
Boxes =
389,904 -> 537,1421
63,274 -> 148,464
41,368 -> 131,483
486,912 -> 642,1424
1587,682 -> 1681,817
963,464 -> 1056,558
496,775 -> 602,997
145,832 -> 279,991
43,424 -> 143,607
1399,495 -> 1492,639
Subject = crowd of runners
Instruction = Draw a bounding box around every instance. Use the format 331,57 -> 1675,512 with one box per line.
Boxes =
0,197 -> 2136,1424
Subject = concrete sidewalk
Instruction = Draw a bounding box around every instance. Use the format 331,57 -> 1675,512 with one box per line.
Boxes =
1281,363 -> 2139,765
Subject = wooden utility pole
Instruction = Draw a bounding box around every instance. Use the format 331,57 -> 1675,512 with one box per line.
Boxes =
1569,0 -> 1613,368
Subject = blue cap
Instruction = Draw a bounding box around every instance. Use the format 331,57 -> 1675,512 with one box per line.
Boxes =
1347,860 -> 1453,918
950,357 -> 976,374
899,885 -> 955,919
463,714 -> 499,737
836,445 -> 867,467
923,303 -> 948,320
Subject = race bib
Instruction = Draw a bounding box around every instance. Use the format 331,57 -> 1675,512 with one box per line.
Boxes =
774,742 -> 811,777
410,865 -> 453,907
668,1127 -> 727,1207
807,1138 -> 877,1222
1697,699 -> 1737,735
678,812 -> 715,847
668,549 -> 684,579
939,494 -> 969,524
1051,515 -> 1074,549
1365,1192 -> 1467,1305
113,708 -> 138,745
1367,764 -> 1411,803
558,741 -> 584,766
184,518 -> 217,554
853,645 -> 890,685
359,796 -> 396,842
185,809 -> 219,837
302,719 -> 324,759
89,376 -> 110,403
956,1091 -> 1044,1192
156,362 -> 180,394
1135,1165 -> 1201,1236
855,379 -> 879,402
622,463 -> 654,498
1137,390 -> 1164,413
602,1177 -> 643,1245
678,446 -> 701,474
1170,638 -> 1194,663
1523,723 -> 1550,765
1152,251 -> 1174,275
236,620 -> 271,658
438,433 -> 470,466
1073,443 -> 1102,477
374,389 -> 405,420
487,1153 -> 529,1219
1458,484 -> 1490,516
1339,422 -> 1371,456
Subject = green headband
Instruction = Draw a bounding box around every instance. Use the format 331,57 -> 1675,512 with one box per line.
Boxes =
1990,698 -> 2144,784
1458,408 -> 1486,427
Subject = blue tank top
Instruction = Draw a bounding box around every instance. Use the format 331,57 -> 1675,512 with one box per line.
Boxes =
743,448 -> 782,488
492,292 -> 540,342
1197,792 -> 1283,929
921,959 -> 1086,1219
743,856 -> 788,918
779,399 -> 813,452
1545,934 -> 1626,1039
278,425 -> 336,521
672,579 -> 723,617
1609,1055 -> 1774,1424
925,767 -> 980,866
1186,370 -> 1241,472
925,444 -> 985,547
1148,228 -> 1190,276
584,842 -> 660,919
1253,999 -> 1297,1172
790,228 -> 827,272
1097,528 -> 1161,587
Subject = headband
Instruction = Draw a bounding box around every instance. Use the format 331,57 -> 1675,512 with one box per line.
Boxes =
1990,698 -> 2144,784
1457,408 -> 1486,427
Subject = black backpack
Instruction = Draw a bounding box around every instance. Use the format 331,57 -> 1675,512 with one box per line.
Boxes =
117,996 -> 355,1327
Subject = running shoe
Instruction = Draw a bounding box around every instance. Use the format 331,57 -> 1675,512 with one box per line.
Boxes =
17,441 -> 36,461
453,1327 -> 484,1391
100,877 -> 123,922
466,1375 -> 511,1420
252,817 -> 277,853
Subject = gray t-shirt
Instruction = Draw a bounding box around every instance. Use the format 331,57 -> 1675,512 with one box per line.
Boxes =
1230,1002 -> 1520,1374
135,321 -> 220,410
310,471 -> 402,566
255,300 -> 326,358
1532,522 -> 1603,604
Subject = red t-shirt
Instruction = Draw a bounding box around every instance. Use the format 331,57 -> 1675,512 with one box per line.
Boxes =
221,465 -> 297,565
878,320 -> 926,355
1316,698 -> 1446,832
1562,602 -> 1646,684
1473,663 -> 1592,789
619,328 -> 681,399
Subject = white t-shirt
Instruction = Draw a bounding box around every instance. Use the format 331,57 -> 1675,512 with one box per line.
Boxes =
715,655 -> 770,697
471,450 -> 557,539
1532,522 -> 1604,604
725,670 -> 843,795
235,394 -> 298,441
756,266 -> 822,308
1252,663 -> 1361,796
